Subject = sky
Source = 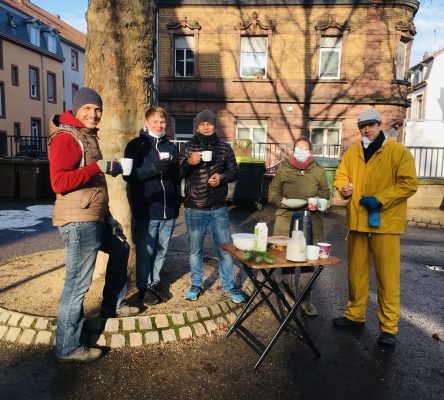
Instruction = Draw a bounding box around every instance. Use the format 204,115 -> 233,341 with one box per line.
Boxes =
32,0 -> 444,67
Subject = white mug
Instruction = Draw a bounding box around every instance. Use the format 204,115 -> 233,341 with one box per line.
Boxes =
201,151 -> 212,162
317,198 -> 328,212
159,152 -> 170,160
120,158 -> 133,176
306,245 -> 320,260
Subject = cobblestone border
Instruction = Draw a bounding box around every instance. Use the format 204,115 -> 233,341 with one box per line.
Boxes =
0,284 -> 256,349
406,216 -> 444,229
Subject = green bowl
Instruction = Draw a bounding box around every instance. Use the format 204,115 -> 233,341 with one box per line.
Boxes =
283,198 -> 307,208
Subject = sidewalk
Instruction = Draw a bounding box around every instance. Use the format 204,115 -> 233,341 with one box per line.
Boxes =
406,207 -> 444,229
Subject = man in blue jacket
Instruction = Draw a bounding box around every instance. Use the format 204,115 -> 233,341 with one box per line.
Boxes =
124,107 -> 179,306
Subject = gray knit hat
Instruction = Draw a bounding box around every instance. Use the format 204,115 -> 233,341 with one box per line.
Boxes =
357,109 -> 381,127
72,87 -> 103,115
195,110 -> 216,130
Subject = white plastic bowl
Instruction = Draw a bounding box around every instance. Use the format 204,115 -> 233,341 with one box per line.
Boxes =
231,233 -> 255,251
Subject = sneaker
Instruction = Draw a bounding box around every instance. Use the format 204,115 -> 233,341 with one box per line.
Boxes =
100,304 -> 140,318
223,288 -> 246,304
333,316 -> 365,327
55,346 -> 103,363
378,332 -> 396,347
150,283 -> 172,303
185,285 -> 202,301
143,289 -> 161,306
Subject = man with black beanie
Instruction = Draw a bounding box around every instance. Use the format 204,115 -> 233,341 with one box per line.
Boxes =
178,110 -> 245,303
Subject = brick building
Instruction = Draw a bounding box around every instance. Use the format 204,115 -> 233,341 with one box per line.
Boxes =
157,0 -> 419,160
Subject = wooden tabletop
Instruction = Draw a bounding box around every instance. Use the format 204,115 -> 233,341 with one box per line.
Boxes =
220,243 -> 342,270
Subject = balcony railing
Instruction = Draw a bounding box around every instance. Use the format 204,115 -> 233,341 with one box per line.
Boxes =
0,135 -> 48,158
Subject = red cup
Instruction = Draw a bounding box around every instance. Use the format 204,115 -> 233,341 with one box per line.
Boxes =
317,242 -> 331,259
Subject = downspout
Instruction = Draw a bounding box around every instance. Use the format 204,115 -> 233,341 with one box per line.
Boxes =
154,7 -> 159,106
40,54 -> 46,145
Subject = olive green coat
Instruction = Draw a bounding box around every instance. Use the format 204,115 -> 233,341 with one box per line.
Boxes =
268,158 -> 331,242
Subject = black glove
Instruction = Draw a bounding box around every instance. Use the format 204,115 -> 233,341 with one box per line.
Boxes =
97,160 -> 123,177
154,159 -> 172,174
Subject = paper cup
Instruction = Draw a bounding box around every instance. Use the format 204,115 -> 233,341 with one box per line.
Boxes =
159,152 -> 170,160
201,151 -> 212,162
317,198 -> 328,212
307,245 -> 320,260
307,197 -> 318,211
317,242 -> 331,259
120,158 -> 133,176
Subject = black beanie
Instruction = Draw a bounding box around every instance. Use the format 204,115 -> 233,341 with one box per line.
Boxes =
72,87 -> 103,115
195,110 -> 216,130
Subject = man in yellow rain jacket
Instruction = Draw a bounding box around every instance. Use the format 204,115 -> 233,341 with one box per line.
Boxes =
333,109 -> 418,347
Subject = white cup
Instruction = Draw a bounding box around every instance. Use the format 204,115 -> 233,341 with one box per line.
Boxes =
307,197 -> 318,211
159,152 -> 170,160
307,245 -> 320,260
201,151 -> 212,162
120,158 -> 133,176
317,198 -> 328,212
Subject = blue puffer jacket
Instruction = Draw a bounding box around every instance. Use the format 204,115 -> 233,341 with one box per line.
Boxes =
124,130 -> 179,220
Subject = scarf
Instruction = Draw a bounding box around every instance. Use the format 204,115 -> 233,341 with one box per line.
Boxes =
289,155 -> 314,171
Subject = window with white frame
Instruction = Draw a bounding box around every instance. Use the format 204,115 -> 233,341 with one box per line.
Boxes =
30,26 -> 40,46
310,121 -> 342,158
29,66 -> 39,99
319,36 -> 342,79
47,72 -> 56,103
71,49 -> 79,71
416,95 -> 423,120
174,118 -> 194,140
236,119 -> 267,157
240,36 -> 267,78
175,36 -> 194,77
47,35 -> 56,53
31,119 -> 41,139
396,40 -> 407,80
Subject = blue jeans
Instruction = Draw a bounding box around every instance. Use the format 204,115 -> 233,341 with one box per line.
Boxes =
56,221 -> 129,357
184,207 -> 235,292
134,218 -> 175,290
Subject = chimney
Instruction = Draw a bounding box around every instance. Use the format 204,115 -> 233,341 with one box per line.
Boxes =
423,52 -> 430,60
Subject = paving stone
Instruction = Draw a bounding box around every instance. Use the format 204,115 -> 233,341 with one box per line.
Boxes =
5,327 -> 21,342
179,326 -> 193,340
226,312 -> 237,324
186,310 -> 198,323
193,322 -> 207,337
110,334 -> 126,348
210,304 -> 222,316
19,329 -> 36,345
19,316 -> 35,329
7,313 -> 22,327
417,222 -> 427,228
219,301 -> 229,312
0,311 -> 11,324
0,325 -> 8,340
155,315 -> 169,329
204,319 -> 218,333
198,307 -> 210,319
96,334 -> 107,347
35,319 -> 49,330
50,320 -> 57,332
122,318 -> 136,331
215,316 -> 228,329
227,301 -> 239,310
171,313 -> 185,326
104,318 -> 119,333
35,331 -> 52,345
144,331 -> 160,345
162,329 -> 177,343
138,316 -> 152,330
234,308 -> 242,316
129,332 -> 143,347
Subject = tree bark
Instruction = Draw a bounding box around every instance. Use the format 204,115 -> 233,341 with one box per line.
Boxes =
85,0 -> 156,277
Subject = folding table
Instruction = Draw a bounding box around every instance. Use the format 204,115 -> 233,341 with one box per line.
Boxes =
220,243 -> 342,370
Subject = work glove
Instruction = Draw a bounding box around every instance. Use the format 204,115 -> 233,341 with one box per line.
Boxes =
105,216 -> 126,241
97,160 -> 123,177
359,196 -> 381,228
154,159 -> 172,174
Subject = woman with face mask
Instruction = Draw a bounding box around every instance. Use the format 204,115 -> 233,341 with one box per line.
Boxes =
268,137 -> 331,316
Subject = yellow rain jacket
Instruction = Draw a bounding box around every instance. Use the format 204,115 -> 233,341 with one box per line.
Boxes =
334,135 -> 418,233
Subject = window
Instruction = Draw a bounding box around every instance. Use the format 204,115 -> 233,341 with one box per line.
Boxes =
415,95 -> 423,120
13,122 -> 21,143
11,65 -> 18,86
0,40 -> 3,70
174,118 -> 194,140
0,81 -> 5,118
236,119 -> 267,157
396,40 -> 407,80
29,66 -> 40,99
240,36 -> 267,78
310,121 -> 342,158
72,83 -> 79,103
71,49 -> 79,71
319,36 -> 342,79
175,36 -> 194,77
31,118 -> 41,139
47,35 -> 56,53
0,131 -> 6,156
47,72 -> 56,103
30,26 -> 40,46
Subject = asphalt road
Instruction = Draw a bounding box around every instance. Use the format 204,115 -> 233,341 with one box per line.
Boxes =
0,198 -> 443,400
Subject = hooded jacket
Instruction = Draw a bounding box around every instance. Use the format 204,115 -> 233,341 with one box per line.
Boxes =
334,135 -> 418,233
178,133 -> 238,210
123,129 -> 179,220
48,111 -> 108,226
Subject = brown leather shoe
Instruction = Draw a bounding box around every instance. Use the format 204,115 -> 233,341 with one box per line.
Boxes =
55,347 -> 103,363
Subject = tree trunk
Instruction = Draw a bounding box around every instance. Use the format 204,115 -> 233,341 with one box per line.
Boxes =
85,0 -> 156,278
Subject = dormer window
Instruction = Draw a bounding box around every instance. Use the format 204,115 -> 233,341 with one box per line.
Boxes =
30,26 -> 40,46
47,35 -> 56,53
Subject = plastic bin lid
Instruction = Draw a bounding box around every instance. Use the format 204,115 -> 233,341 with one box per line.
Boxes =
314,157 -> 340,167
235,156 -> 265,164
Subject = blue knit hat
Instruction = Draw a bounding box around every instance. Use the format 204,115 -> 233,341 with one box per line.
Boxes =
72,87 -> 103,115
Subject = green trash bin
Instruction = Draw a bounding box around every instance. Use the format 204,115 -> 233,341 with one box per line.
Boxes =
315,157 -> 340,206
0,158 -> 19,198
17,158 -> 51,199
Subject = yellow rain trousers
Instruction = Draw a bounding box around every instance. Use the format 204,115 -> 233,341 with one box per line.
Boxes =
344,231 -> 400,334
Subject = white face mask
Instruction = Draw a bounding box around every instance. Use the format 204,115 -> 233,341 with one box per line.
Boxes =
293,148 -> 311,162
361,137 -> 373,149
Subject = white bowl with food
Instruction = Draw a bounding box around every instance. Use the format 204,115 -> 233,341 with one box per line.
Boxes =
282,198 -> 307,208
231,233 -> 256,251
